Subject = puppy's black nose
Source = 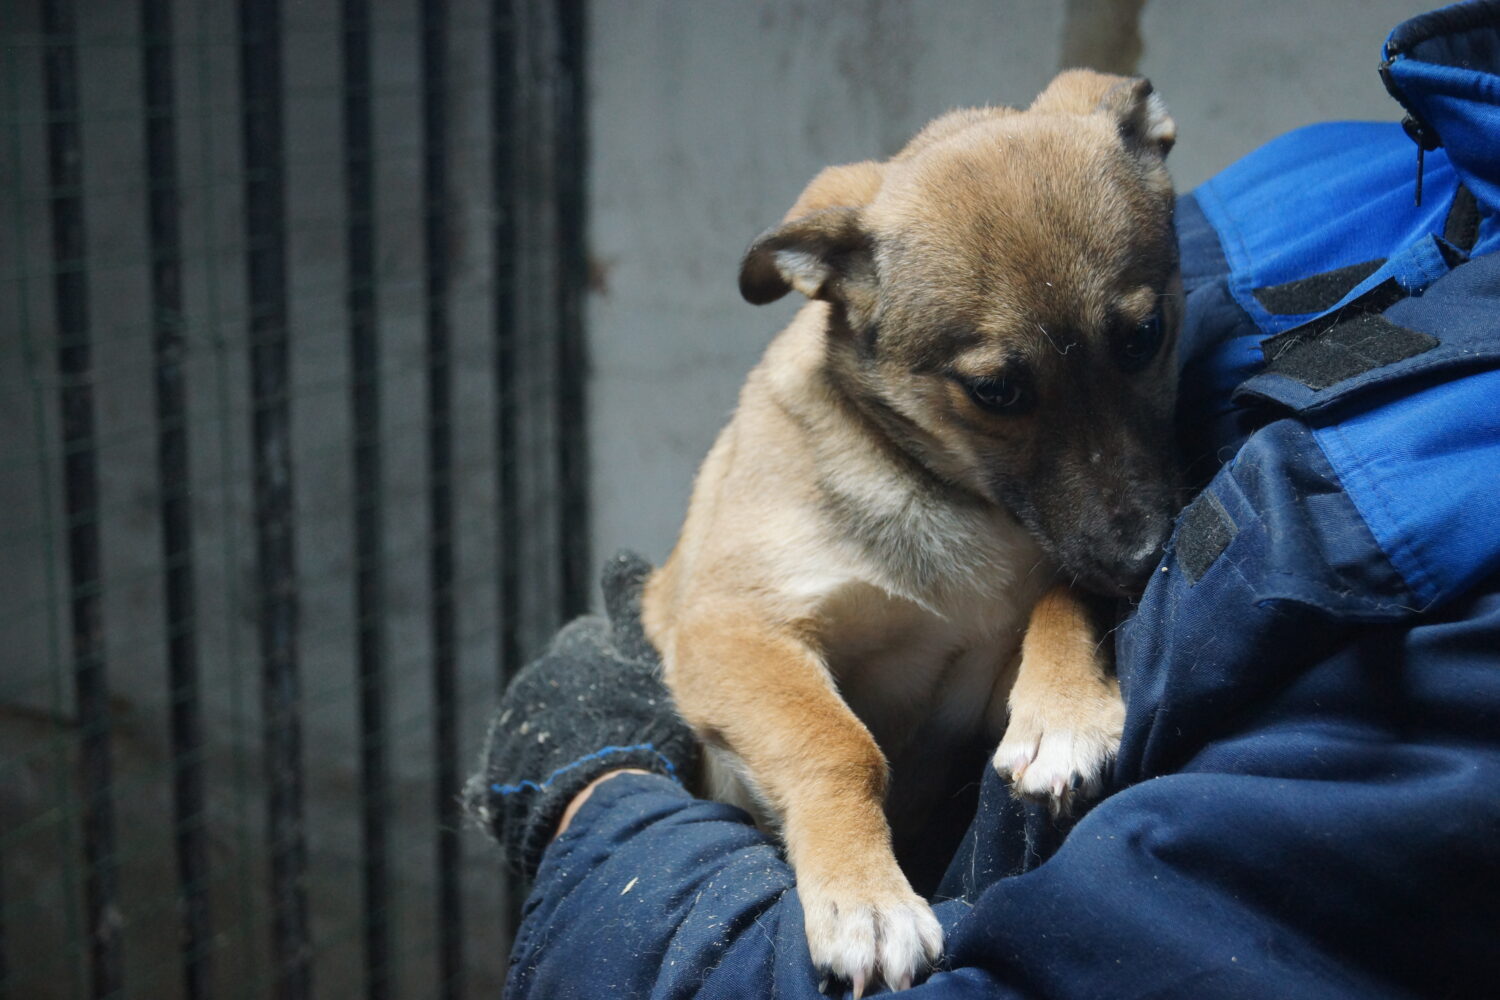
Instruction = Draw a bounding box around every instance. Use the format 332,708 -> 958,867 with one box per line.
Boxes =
1116,536 -> 1164,589
1108,511 -> 1171,593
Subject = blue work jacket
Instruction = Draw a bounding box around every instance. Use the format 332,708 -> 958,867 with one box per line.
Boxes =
505,5 -> 1500,997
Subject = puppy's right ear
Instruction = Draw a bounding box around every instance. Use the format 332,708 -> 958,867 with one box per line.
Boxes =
1031,70 -> 1175,161
1095,77 -> 1175,160
738,207 -> 877,325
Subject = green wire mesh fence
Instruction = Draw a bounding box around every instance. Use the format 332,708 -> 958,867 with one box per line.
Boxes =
0,0 -> 589,996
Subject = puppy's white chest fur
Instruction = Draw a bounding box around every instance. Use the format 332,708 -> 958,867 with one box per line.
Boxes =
815,501 -> 1047,762
752,494 -> 1047,838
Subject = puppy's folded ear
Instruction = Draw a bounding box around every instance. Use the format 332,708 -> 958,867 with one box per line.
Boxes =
738,207 -> 878,327
1031,69 -> 1175,160
1097,77 -> 1175,160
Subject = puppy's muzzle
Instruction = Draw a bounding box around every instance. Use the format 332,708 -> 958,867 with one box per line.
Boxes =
1115,517 -> 1170,590
1079,507 -> 1172,597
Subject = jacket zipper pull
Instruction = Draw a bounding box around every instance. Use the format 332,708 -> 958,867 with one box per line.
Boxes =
1401,114 -> 1439,208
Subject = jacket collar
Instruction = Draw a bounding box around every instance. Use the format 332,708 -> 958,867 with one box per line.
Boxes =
1381,1 -> 1500,215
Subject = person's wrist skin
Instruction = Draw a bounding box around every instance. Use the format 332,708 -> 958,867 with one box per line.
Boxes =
553,768 -> 649,839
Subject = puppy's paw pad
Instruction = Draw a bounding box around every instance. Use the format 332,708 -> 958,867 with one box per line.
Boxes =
802,879 -> 942,995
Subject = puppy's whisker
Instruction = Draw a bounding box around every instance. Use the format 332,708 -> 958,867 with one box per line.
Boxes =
1092,621 -> 1123,656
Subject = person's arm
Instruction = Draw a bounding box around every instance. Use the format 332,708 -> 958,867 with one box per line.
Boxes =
505,552 -> 1500,997
476,553 -> 1500,999
508,625 -> 1500,1000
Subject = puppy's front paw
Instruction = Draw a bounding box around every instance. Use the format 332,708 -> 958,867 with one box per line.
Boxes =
800,869 -> 943,996
993,680 -> 1124,814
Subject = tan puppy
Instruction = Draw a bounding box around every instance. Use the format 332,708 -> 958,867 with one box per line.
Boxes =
643,70 -> 1181,995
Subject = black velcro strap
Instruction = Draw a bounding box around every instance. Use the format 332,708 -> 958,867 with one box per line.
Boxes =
1262,312 -> 1438,391
1252,258 -> 1385,316
1176,492 -> 1235,585
1444,183 -> 1480,253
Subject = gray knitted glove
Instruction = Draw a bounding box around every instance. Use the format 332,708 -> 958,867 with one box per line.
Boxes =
463,552 -> 699,880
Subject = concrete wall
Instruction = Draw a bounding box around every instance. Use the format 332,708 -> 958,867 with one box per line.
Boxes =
587,0 -> 1434,568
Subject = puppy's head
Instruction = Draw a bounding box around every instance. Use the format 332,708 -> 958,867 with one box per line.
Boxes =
741,71 -> 1181,597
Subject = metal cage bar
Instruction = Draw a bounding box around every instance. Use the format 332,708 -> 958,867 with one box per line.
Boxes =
3,2 -> 592,994
142,0 -> 213,996
41,0 -> 124,994
341,1 -> 392,998
554,1 -> 589,621
239,1 -> 312,996
497,0 -> 590,674
493,0 -> 590,941
420,0 -> 466,996
492,0 -> 520,695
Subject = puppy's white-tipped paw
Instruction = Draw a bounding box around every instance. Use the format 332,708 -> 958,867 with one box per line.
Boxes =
801,874 -> 943,995
993,691 -> 1124,815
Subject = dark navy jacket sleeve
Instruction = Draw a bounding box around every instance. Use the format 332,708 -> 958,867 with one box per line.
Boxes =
509,564 -> 1500,1000
505,6 -> 1500,998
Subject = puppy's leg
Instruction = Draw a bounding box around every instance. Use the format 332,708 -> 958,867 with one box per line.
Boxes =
667,610 -> 942,995
992,584 -> 1125,813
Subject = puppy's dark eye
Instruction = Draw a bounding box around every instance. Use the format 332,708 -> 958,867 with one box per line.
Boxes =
960,371 -> 1034,415
1115,313 -> 1164,372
